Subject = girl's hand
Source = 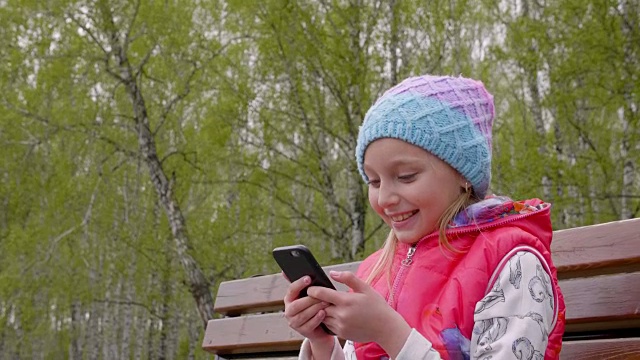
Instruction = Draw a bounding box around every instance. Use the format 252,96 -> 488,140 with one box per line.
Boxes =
283,275 -> 333,343
307,271 -> 412,358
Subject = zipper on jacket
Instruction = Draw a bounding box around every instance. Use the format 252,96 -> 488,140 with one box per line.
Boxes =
402,245 -> 416,266
387,244 -> 417,306
384,205 -> 550,307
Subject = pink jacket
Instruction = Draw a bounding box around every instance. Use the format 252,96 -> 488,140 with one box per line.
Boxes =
354,199 -> 566,359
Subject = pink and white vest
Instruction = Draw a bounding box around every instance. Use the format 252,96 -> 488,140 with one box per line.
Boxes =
354,199 -> 566,359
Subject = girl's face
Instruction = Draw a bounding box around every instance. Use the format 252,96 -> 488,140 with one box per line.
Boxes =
363,138 -> 465,244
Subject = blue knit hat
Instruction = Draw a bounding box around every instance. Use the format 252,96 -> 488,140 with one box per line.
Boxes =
356,75 -> 495,198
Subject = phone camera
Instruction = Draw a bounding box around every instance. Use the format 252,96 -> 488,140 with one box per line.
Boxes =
291,250 -> 301,257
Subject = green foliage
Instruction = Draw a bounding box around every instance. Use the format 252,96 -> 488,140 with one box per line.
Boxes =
0,0 -> 638,357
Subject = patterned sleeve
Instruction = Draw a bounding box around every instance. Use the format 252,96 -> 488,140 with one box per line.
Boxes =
471,251 -> 556,360
298,337 -> 344,360
344,332 -> 443,360
300,329 -> 444,359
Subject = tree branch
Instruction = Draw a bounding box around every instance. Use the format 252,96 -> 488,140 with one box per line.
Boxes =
93,299 -> 162,320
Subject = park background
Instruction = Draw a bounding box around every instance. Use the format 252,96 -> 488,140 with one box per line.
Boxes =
0,0 -> 638,358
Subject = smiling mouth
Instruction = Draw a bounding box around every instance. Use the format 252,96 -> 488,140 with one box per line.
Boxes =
390,210 -> 418,222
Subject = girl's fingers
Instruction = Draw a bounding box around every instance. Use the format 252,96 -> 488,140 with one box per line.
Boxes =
294,308 -> 327,335
299,309 -> 326,333
284,276 -> 311,304
284,294 -> 324,318
286,300 -> 330,329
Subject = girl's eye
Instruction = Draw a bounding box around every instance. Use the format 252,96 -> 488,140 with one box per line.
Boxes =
367,179 -> 381,188
398,173 -> 417,182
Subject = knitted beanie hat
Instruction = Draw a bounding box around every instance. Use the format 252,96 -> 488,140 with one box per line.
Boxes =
356,75 -> 495,198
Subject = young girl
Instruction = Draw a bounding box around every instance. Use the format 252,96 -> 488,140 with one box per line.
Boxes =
283,75 -> 566,359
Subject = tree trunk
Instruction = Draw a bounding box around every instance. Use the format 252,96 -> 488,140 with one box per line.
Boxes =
103,203 -> 121,360
147,272 -> 158,360
158,236 -> 174,360
388,0 -> 399,85
318,152 -> 346,259
346,1 -> 367,259
86,271 -> 101,360
133,307 -> 145,360
102,263 -> 119,360
553,116 -> 569,227
166,309 -> 180,360
522,0 -> 551,201
449,0 -> 462,75
619,106 -> 633,220
84,224 -> 102,360
12,305 -> 22,360
567,103 -> 582,226
619,0 -> 638,220
187,315 -> 200,360
120,167 -> 141,359
69,300 -> 82,360
128,65 -> 214,327
0,304 -> 5,360
348,171 -> 366,258
98,2 -> 215,326
119,263 -> 135,359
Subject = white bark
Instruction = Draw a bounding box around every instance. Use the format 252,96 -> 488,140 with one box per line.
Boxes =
119,264 -> 135,359
619,106 -> 633,220
99,2 -> 215,326
187,315 -> 200,360
120,168 -> 141,359
345,2 -> 367,259
86,285 -> 101,360
69,301 -> 82,360
0,304 -> 5,360
159,239 -> 175,360
522,0 -> 551,201
348,170 -> 366,258
102,263 -> 119,360
166,308 -> 180,360
619,0 -> 637,220
553,118 -> 570,227
147,274 -> 158,360
561,80 -> 587,227
85,241 -> 102,360
388,0 -> 400,85
12,305 -> 22,359
133,308 -> 145,360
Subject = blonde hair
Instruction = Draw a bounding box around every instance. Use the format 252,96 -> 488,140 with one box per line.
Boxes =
365,187 -> 476,287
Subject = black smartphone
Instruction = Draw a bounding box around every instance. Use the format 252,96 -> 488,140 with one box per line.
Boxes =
273,244 -> 336,295
272,244 -> 336,334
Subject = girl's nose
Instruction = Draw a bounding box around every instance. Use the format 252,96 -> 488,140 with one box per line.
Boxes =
377,183 -> 400,208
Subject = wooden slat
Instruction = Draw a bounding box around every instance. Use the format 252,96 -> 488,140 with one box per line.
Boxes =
214,355 -> 298,360
562,272 -> 640,332
552,218 -> 640,279
214,354 -> 298,360
202,313 -> 303,355
203,272 -> 640,355
210,337 -> 640,359
214,262 -> 359,316
214,218 -> 640,316
560,337 -> 640,359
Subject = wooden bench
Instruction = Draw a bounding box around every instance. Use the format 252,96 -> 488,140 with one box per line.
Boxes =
203,218 -> 640,359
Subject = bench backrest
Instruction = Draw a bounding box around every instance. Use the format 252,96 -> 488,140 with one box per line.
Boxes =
203,218 -> 640,359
